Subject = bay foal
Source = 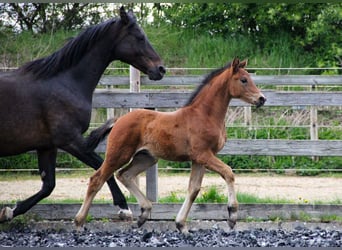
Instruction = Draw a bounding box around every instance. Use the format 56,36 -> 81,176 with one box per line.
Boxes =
75,58 -> 266,233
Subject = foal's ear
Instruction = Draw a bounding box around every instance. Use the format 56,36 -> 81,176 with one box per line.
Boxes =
239,59 -> 248,68
232,57 -> 240,74
120,6 -> 136,25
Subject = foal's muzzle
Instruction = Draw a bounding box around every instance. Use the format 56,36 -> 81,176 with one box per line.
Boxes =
256,96 -> 266,108
148,65 -> 166,80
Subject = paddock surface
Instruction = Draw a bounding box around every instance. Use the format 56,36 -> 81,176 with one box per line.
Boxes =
1,174 -> 341,203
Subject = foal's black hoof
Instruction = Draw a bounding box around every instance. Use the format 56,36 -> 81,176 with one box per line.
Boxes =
227,219 -> 236,229
137,217 -> 147,228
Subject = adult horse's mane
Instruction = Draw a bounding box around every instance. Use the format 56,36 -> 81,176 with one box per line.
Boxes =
19,19 -> 117,79
184,62 -> 232,107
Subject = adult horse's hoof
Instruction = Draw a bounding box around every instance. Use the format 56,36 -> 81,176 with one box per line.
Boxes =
118,208 -> 133,221
0,207 -> 13,223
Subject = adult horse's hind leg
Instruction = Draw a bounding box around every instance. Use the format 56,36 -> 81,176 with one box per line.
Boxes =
0,148 -> 57,222
175,163 -> 206,234
117,150 -> 158,227
61,142 -> 132,219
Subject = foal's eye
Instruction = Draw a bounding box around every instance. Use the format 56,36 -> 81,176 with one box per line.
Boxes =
240,78 -> 248,84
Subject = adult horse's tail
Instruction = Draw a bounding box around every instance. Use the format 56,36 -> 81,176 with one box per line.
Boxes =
86,118 -> 116,152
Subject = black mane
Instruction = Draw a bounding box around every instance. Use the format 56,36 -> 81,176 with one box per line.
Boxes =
184,62 -> 231,106
19,19 -> 116,79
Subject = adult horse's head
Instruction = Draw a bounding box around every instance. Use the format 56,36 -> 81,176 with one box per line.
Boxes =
228,58 -> 266,107
113,7 -> 165,80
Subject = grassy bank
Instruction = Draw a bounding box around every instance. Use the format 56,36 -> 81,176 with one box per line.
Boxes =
1,24 -> 321,73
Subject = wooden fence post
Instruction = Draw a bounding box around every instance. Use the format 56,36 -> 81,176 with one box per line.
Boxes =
129,66 -> 141,194
244,106 -> 252,126
106,85 -> 114,119
310,84 -> 319,161
129,66 -> 158,202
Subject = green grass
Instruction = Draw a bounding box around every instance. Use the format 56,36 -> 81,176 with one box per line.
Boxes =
0,23 -> 317,73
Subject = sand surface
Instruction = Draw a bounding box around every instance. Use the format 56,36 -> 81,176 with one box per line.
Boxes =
1,174 -> 341,203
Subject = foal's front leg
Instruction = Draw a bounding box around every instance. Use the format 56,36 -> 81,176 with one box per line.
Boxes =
175,163 -> 206,234
205,155 -> 238,229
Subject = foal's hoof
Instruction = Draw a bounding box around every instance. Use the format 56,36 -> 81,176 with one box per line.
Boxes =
136,207 -> 151,227
176,222 -> 189,235
74,217 -> 86,230
227,206 -> 238,229
227,219 -> 236,229
137,216 -> 148,228
118,208 -> 133,221
0,207 -> 13,223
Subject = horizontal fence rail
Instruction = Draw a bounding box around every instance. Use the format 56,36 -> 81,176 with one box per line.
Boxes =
99,75 -> 342,86
93,90 -> 342,108
93,139 -> 342,157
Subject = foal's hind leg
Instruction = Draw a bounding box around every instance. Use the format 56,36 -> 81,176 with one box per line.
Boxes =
74,163 -> 118,228
0,148 -> 57,222
175,163 -> 206,234
117,150 -> 157,227
61,142 -> 131,219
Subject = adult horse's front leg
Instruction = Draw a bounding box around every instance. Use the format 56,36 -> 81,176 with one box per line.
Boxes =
0,148 -> 57,222
175,163 -> 206,234
61,142 -> 132,219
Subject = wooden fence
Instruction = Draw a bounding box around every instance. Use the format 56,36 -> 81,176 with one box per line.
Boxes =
93,72 -> 342,157
89,68 -> 342,201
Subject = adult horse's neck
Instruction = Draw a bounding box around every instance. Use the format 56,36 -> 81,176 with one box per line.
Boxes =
189,69 -> 233,125
19,19 -> 120,101
68,39 -> 113,100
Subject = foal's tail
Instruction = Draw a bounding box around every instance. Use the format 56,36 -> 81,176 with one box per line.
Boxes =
85,118 -> 116,152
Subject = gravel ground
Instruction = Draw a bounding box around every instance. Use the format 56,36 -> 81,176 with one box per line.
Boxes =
1,221 -> 341,247
1,226 -> 341,247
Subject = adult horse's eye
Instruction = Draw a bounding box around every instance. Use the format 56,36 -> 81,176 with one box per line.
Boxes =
137,35 -> 145,42
240,78 -> 248,84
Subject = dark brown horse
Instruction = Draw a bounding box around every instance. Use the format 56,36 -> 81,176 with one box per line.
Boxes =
0,7 -> 165,222
74,58 -> 266,234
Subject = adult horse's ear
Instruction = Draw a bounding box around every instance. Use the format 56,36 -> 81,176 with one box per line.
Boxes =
120,6 -> 136,25
232,57 -> 240,74
120,6 -> 129,24
239,59 -> 247,68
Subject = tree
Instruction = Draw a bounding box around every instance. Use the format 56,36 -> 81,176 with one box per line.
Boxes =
0,3 -> 115,33
152,3 -> 341,67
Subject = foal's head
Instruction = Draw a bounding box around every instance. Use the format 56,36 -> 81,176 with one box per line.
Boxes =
228,58 -> 266,107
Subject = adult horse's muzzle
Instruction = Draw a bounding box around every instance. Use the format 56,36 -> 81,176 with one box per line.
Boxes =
256,96 -> 266,108
147,65 -> 166,80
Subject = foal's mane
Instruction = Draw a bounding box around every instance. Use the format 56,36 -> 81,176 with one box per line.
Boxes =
19,19 -> 117,79
184,62 -> 232,106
